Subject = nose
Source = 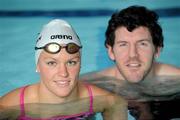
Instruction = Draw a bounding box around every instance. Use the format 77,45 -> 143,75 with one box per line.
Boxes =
57,64 -> 68,77
129,44 -> 138,58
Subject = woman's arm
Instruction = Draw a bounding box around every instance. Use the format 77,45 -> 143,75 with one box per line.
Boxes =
102,95 -> 128,120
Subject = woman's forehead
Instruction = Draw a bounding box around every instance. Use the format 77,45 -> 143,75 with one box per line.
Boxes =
40,50 -> 81,60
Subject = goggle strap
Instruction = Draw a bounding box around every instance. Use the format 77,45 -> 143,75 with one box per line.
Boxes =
35,46 -> 44,50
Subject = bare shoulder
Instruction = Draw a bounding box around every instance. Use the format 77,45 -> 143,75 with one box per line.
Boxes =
155,62 -> 180,75
0,87 -> 22,107
80,66 -> 115,81
88,84 -> 126,104
88,84 -> 112,96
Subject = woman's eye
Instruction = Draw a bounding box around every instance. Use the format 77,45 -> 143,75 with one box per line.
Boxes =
47,61 -> 57,66
67,60 -> 77,66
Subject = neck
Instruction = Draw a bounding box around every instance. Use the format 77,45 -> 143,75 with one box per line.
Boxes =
112,62 -> 157,86
37,82 -> 79,104
138,63 -> 157,86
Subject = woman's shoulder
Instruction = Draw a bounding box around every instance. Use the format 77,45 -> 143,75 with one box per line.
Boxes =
85,83 -> 127,111
86,83 -> 111,96
0,84 -> 38,107
86,83 -> 126,103
0,87 -> 23,106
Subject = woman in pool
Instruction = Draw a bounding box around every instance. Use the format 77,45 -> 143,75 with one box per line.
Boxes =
0,19 -> 127,120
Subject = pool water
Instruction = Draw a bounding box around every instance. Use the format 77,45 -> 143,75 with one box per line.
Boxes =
0,0 -> 180,120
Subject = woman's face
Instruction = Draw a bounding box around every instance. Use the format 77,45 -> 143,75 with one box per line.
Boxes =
37,47 -> 81,98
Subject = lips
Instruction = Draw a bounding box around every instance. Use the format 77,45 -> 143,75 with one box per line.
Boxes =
54,80 -> 70,87
127,63 -> 141,67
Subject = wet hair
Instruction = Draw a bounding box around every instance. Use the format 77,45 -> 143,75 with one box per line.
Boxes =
105,5 -> 164,51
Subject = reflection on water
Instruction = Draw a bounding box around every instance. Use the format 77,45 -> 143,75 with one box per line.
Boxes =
0,95 -> 124,120
0,98 -> 97,120
80,72 -> 180,120
1,74 -> 180,120
128,99 -> 180,120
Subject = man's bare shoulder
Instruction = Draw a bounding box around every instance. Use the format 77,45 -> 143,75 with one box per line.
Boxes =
80,66 -> 116,81
155,62 -> 180,75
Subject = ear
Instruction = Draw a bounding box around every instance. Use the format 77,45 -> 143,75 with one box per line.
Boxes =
36,64 -> 40,73
106,44 -> 115,61
155,47 -> 161,58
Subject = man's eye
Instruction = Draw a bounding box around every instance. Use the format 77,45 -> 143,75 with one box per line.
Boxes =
140,42 -> 148,46
119,43 -> 127,47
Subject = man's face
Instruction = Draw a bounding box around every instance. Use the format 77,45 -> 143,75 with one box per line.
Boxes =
107,26 -> 160,83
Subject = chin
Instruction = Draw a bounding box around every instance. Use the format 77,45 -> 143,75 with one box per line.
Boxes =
126,77 -> 143,83
57,92 -> 70,98
55,89 -> 72,97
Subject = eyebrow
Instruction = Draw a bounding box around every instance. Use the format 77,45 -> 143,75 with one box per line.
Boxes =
115,40 -> 127,44
42,56 -> 81,64
68,56 -> 80,61
137,39 -> 152,43
116,39 -> 151,43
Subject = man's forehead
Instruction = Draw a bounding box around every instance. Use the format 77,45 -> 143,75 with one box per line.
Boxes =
115,26 -> 152,41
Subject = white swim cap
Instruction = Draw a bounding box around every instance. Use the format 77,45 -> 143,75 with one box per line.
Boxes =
35,19 -> 81,65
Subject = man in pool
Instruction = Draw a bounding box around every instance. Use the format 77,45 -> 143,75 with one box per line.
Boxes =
80,5 -> 180,120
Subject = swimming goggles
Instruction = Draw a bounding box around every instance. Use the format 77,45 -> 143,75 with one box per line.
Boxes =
35,42 -> 82,54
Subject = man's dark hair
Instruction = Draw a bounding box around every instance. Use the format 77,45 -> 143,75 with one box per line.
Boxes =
105,5 -> 164,51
